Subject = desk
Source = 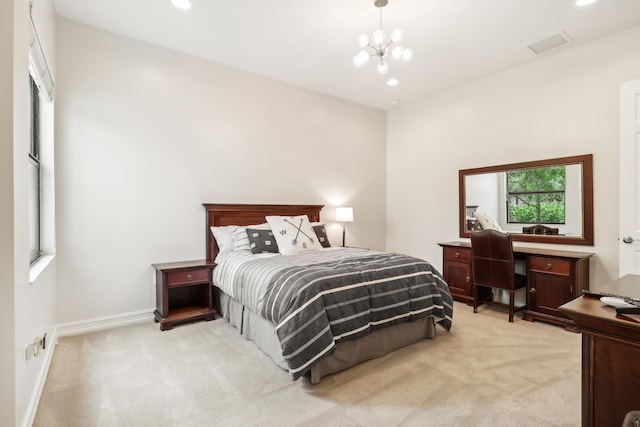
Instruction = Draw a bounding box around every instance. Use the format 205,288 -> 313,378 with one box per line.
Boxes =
559,275 -> 640,427
438,241 -> 593,327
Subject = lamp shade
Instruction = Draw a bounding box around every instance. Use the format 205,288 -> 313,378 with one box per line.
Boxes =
335,207 -> 354,222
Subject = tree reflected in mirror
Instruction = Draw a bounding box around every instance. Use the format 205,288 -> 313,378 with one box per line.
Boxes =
507,166 -> 565,224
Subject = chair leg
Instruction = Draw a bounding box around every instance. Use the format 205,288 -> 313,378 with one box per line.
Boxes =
508,290 -> 515,322
473,284 -> 478,314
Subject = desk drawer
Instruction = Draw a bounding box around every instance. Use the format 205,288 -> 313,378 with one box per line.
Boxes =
444,247 -> 470,262
167,268 -> 210,286
529,257 -> 571,276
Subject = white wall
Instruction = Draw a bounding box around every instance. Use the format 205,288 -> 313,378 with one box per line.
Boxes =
55,19 -> 387,324
465,172 -> 500,220
1,0 -> 58,426
387,25 -> 640,290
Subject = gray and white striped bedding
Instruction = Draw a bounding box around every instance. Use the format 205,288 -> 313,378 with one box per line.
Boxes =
213,248 -> 453,380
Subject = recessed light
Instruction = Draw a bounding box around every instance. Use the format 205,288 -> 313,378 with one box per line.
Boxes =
171,0 -> 192,10
386,78 -> 399,86
576,0 -> 597,6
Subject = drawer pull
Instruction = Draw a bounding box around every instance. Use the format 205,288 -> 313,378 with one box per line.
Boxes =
455,252 -> 460,259
546,263 -> 552,270
466,276 -> 470,283
529,288 -> 537,294
187,274 -> 192,281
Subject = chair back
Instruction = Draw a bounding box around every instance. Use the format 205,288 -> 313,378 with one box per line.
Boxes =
470,229 -> 516,290
522,224 -> 559,235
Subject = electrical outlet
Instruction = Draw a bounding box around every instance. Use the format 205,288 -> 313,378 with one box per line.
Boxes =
25,336 -> 46,361
25,344 -> 32,361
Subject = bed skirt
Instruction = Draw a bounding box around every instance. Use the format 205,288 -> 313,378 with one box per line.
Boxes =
216,290 -> 437,383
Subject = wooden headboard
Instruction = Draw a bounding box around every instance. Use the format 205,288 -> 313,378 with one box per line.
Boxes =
203,203 -> 324,263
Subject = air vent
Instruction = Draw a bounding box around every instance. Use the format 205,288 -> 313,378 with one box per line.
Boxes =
527,31 -> 573,55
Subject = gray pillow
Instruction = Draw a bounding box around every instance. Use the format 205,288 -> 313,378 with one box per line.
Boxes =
312,224 -> 331,248
246,228 -> 279,254
466,219 -> 483,231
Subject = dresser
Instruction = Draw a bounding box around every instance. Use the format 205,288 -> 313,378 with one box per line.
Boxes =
438,241 -> 593,327
559,275 -> 640,427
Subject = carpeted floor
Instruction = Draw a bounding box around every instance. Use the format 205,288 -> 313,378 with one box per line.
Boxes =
34,301 -> 582,426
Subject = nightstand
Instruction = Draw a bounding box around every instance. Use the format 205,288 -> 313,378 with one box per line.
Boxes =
152,260 -> 217,331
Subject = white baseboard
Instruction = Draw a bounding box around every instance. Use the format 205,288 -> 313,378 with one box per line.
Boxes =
57,309 -> 155,337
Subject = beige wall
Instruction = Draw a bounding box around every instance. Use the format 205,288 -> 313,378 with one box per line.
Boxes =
0,0 -> 17,424
55,19 -> 387,324
387,25 -> 640,290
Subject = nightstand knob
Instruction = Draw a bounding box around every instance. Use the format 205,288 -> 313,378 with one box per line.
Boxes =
466,276 -> 470,283
546,263 -> 552,270
187,274 -> 192,281
529,288 -> 537,294
455,252 -> 460,258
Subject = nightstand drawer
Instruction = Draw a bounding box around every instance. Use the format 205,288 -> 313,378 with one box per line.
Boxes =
529,257 -> 571,276
167,268 -> 210,286
444,247 -> 471,262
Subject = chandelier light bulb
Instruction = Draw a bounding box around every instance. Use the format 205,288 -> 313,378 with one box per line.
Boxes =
371,29 -> 386,46
377,61 -> 389,75
353,51 -> 370,68
390,29 -> 403,43
391,45 -> 404,60
357,34 -> 370,48
358,34 -> 369,47
401,48 -> 414,62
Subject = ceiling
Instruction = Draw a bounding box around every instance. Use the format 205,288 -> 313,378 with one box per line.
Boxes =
51,0 -> 640,111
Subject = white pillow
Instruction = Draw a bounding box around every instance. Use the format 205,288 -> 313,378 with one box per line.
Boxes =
211,224 -> 271,254
266,215 -> 323,255
210,226 -> 237,254
232,223 -> 270,251
474,211 -> 503,232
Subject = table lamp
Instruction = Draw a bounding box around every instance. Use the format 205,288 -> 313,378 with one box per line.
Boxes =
335,207 -> 354,247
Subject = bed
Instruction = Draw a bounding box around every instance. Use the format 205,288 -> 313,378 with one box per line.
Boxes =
203,203 -> 453,383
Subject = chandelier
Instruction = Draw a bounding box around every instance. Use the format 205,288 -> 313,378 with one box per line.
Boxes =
352,0 -> 413,76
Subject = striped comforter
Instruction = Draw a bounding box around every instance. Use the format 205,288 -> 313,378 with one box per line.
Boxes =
213,248 -> 453,379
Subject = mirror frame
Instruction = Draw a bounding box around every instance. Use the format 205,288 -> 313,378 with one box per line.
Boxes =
459,154 -> 594,245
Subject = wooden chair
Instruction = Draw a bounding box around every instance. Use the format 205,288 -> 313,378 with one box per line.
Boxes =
522,224 -> 559,235
471,229 -> 527,322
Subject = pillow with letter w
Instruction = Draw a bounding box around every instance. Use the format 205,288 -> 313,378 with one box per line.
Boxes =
265,215 -> 323,255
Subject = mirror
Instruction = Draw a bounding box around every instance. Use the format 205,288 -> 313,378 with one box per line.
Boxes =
459,154 -> 593,245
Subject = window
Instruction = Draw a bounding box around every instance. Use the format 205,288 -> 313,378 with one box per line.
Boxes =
28,75 -> 41,264
506,166 -> 566,224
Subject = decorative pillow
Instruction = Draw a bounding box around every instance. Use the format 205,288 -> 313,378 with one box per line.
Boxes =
232,223 -> 270,251
312,224 -> 331,248
210,226 -> 237,254
466,219 -> 483,231
474,211 -> 503,232
246,228 -> 279,254
266,215 -> 323,255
